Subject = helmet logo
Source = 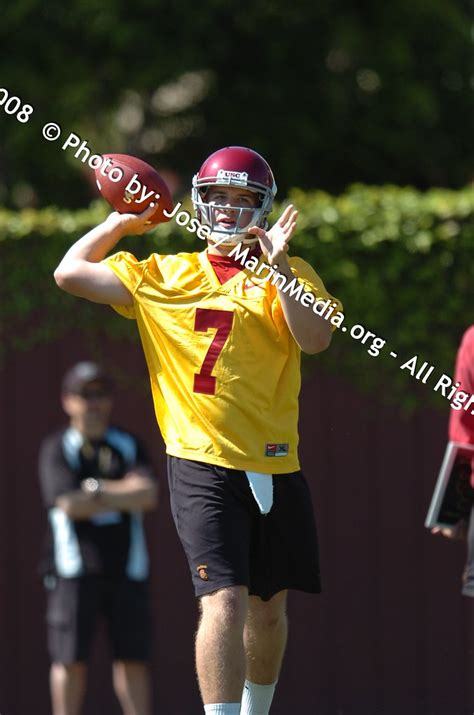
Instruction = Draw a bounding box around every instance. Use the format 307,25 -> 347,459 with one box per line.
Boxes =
216,169 -> 248,185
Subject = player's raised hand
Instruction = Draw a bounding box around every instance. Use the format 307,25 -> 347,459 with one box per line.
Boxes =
106,203 -> 159,237
248,204 -> 298,266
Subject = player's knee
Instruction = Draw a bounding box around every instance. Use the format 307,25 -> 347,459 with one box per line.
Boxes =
201,585 -> 248,628
252,608 -> 286,631
248,592 -> 287,629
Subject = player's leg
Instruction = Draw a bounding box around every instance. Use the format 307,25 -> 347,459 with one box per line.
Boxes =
107,578 -> 152,715
240,591 -> 287,715
242,470 -> 321,713
196,585 -> 249,705
244,590 -> 288,681
46,576 -> 98,715
50,662 -> 87,715
167,457 -> 256,713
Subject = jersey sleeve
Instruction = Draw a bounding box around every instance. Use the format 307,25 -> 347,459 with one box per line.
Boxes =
449,325 -> 474,442
102,251 -> 148,320
38,433 -> 77,508
273,256 -> 343,330
289,257 -> 342,303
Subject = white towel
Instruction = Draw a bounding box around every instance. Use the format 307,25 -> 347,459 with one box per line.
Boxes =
245,471 -> 274,514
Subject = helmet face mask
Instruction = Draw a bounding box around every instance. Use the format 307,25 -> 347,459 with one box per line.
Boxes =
191,147 -> 277,246
195,186 -> 266,246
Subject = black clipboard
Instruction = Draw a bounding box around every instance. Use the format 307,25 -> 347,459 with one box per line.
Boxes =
425,441 -> 474,529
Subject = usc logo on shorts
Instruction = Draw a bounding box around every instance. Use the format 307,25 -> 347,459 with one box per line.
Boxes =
196,564 -> 209,581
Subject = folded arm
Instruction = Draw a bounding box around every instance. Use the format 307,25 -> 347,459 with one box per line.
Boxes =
56,470 -> 159,520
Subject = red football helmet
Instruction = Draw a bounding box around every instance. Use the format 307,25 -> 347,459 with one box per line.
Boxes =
192,146 -> 277,245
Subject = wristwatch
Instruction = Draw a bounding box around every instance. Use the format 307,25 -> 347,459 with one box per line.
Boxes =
81,477 -> 104,497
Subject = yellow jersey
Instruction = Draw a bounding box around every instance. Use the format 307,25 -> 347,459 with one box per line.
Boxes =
104,248 -> 339,473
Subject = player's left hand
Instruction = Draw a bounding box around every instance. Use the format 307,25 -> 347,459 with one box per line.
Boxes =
248,204 -> 298,266
431,519 -> 468,540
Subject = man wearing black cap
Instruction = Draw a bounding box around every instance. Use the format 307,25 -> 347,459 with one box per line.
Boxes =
38,361 -> 158,715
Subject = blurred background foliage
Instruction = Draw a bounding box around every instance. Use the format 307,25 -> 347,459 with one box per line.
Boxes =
1,0 -> 472,210
1,0 -> 472,411
1,184 -> 472,411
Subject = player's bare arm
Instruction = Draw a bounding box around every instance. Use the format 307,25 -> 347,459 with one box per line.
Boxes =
54,203 -> 157,305
248,205 -> 332,355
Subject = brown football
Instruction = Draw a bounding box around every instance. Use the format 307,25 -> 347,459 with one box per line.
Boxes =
94,153 -> 174,224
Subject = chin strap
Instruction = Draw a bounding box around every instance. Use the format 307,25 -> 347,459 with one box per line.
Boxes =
209,231 -> 260,247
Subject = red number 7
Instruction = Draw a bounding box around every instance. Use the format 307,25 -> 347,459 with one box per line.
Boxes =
193,308 -> 234,395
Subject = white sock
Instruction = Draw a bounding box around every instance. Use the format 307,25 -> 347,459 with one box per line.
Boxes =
240,680 -> 277,714
204,704 -> 240,714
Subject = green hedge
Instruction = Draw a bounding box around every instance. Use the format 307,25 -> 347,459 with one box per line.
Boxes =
1,185 -> 473,412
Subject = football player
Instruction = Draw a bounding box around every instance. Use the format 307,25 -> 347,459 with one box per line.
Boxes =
54,146 -> 342,715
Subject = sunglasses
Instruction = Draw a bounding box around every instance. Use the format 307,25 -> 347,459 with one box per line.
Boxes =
76,389 -> 111,400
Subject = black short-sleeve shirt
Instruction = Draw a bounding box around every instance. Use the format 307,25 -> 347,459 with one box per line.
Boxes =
39,426 -> 154,580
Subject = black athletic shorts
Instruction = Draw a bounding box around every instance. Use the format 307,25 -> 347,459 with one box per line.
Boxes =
167,456 -> 321,601
44,574 -> 151,664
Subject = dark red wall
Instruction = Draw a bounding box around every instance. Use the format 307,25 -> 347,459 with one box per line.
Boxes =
0,335 -> 472,715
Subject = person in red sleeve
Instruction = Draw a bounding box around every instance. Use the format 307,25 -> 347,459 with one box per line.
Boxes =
433,325 -> 474,597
